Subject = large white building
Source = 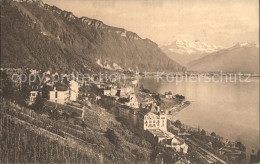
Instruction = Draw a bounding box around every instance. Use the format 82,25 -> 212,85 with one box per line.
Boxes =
138,103 -> 188,154
143,111 -> 167,131
69,80 -> 79,101
49,80 -> 79,104
50,86 -> 69,104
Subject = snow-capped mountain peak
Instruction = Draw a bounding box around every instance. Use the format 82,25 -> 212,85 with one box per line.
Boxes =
161,40 -> 225,55
160,40 -> 226,66
232,42 -> 258,48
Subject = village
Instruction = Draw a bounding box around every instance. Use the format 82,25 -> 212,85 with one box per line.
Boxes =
21,68 -> 190,154
0,67 -> 249,163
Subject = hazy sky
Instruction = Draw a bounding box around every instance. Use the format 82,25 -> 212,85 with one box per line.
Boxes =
43,0 -> 259,47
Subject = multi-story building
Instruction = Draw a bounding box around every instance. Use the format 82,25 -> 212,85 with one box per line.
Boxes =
49,84 -> 69,104
143,111 -> 167,131
69,80 -> 79,101
136,104 -> 167,135
28,85 -> 40,105
125,93 -> 139,108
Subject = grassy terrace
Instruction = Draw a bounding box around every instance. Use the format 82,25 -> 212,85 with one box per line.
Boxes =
160,97 -> 180,109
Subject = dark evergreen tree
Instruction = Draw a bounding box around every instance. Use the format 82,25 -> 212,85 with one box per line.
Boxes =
34,93 -> 46,113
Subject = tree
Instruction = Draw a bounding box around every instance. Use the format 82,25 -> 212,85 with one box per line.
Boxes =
41,84 -> 50,99
210,132 -> 216,137
105,129 -> 121,148
174,120 -> 182,128
115,90 -> 120,97
118,97 -> 129,103
201,129 -> 206,136
33,93 -> 46,113
156,100 -> 162,106
140,85 -> 144,91
63,76 -> 69,85
175,94 -> 185,101
16,82 -> 30,106
250,149 -> 260,164
236,141 -> 246,152
1,71 -> 15,100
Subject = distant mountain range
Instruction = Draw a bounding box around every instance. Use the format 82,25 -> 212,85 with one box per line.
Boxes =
161,40 -> 224,66
1,0 -> 185,73
161,40 -> 259,73
187,43 -> 259,73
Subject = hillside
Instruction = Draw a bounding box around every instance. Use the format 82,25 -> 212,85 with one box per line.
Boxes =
1,0 -> 185,73
0,98 -> 153,163
187,43 -> 259,73
161,40 -> 224,66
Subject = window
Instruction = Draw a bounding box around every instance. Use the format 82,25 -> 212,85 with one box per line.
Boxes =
55,92 -> 58,98
31,93 -> 36,97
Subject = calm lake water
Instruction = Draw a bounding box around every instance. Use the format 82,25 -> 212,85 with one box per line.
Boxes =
140,76 -> 259,156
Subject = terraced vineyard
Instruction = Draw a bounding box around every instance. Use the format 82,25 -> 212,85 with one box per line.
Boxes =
0,98 -> 153,163
0,99 -> 104,163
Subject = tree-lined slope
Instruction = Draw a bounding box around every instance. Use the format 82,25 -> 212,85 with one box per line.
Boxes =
1,0 -> 185,72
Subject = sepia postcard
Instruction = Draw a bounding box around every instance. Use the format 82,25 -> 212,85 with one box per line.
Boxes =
0,0 -> 259,163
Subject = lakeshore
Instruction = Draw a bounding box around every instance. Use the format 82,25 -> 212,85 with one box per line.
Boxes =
140,76 -> 259,160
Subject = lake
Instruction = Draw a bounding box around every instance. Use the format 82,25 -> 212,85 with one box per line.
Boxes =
140,76 -> 259,157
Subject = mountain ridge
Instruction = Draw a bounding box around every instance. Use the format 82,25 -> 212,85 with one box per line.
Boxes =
187,43 -> 259,73
1,0 -> 185,73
